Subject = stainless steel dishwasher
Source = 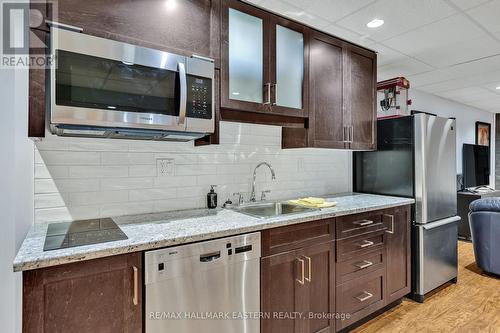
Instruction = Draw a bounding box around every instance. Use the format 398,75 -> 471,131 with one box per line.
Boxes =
145,232 -> 261,333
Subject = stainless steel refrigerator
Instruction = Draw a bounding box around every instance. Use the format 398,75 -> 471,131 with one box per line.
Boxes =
354,112 -> 460,302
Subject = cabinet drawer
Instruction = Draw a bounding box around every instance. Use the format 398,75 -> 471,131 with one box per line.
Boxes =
336,250 -> 384,285
336,210 -> 387,239
336,231 -> 385,262
336,269 -> 385,330
262,218 -> 334,256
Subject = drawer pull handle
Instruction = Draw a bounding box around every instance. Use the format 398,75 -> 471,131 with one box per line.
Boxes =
355,260 -> 374,269
353,219 -> 374,227
304,256 -> 312,282
132,266 -> 139,306
297,258 -> 305,285
359,240 -> 375,248
355,291 -> 374,302
384,214 -> 395,234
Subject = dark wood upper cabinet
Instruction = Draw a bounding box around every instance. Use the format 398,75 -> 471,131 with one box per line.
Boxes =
221,0 -> 308,118
344,44 -> 377,150
268,16 -> 309,118
23,253 -> 142,333
283,32 -> 377,150
221,0 -> 271,114
305,31 -> 346,149
384,205 -> 411,304
52,0 -> 221,66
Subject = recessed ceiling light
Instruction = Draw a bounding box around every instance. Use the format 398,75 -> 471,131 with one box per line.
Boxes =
496,86 -> 500,90
165,0 -> 177,10
367,19 -> 384,28
232,92 -> 240,96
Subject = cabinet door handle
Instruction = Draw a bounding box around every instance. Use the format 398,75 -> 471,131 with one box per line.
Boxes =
296,258 -> 305,285
353,219 -> 374,227
304,256 -> 312,283
132,266 -> 139,306
355,291 -> 373,302
354,260 -> 373,269
384,214 -> 395,234
350,126 -> 354,143
343,126 -> 347,143
359,240 -> 374,248
264,83 -> 271,105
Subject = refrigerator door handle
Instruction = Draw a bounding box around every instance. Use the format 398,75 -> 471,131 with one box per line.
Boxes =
422,216 -> 461,230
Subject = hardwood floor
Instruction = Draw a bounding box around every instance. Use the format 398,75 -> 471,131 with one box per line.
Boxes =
353,241 -> 500,333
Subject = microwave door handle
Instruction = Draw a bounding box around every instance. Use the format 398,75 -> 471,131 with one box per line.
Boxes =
177,62 -> 187,126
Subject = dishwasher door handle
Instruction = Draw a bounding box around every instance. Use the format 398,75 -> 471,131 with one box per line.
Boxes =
200,251 -> 221,262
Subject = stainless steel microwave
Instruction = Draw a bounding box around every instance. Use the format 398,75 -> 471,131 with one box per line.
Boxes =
49,28 -> 214,141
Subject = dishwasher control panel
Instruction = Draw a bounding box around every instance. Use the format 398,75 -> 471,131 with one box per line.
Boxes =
144,232 -> 261,285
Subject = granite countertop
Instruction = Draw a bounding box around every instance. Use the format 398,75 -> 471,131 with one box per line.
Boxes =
13,193 -> 414,272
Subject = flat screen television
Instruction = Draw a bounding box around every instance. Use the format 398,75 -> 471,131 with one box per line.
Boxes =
463,144 -> 490,188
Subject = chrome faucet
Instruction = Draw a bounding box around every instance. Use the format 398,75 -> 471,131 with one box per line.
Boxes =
250,162 -> 276,202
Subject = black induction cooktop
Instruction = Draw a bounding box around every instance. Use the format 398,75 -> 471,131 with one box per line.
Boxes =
43,218 -> 128,251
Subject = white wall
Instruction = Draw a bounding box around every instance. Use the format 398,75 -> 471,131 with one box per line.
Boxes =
410,89 -> 496,187
0,52 -> 33,333
34,123 -> 352,222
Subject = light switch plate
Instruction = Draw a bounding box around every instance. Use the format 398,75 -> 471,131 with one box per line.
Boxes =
157,158 -> 174,177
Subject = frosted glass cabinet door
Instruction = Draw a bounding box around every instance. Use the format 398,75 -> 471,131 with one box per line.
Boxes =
276,25 -> 304,109
228,8 -> 264,103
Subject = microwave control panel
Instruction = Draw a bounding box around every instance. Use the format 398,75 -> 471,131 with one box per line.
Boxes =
186,75 -> 212,119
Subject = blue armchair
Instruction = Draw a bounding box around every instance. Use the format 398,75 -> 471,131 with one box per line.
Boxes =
469,198 -> 500,276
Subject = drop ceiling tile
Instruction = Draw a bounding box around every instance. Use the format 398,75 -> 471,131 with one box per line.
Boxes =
467,0 -> 500,33
336,0 -> 457,42
282,0 -> 376,23
370,44 -> 407,66
382,14 -> 485,56
450,0 -> 491,10
377,56 -> 433,80
322,24 -> 375,47
437,86 -> 499,103
411,35 -> 500,68
259,0 -> 331,28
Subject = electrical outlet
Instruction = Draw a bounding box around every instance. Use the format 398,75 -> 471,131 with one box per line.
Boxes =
157,158 -> 174,177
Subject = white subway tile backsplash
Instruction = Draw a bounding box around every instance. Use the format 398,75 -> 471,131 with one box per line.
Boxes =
129,165 -> 157,177
68,191 -> 129,206
69,166 -> 129,178
129,188 -> 177,201
36,151 -> 101,165
101,152 -> 155,165
34,122 -> 351,223
101,177 -> 153,191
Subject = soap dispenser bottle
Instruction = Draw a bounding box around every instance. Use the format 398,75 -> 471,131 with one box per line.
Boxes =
207,185 -> 217,209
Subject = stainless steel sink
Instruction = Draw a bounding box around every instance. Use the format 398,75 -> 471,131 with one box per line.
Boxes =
230,201 -> 317,218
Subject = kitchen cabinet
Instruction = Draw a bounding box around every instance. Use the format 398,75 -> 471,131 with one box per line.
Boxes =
384,205 -> 411,304
282,32 -> 377,150
28,0 -> 221,138
344,44 -> 377,150
304,31 -> 347,149
28,29 -> 47,138
221,0 -> 308,119
23,253 -> 142,333
262,205 -> 410,332
261,242 -> 335,333
261,218 -> 335,333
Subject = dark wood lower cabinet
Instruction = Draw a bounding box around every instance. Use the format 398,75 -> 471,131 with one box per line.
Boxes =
384,205 -> 411,304
261,241 -> 335,333
23,253 -> 142,333
261,205 -> 411,333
